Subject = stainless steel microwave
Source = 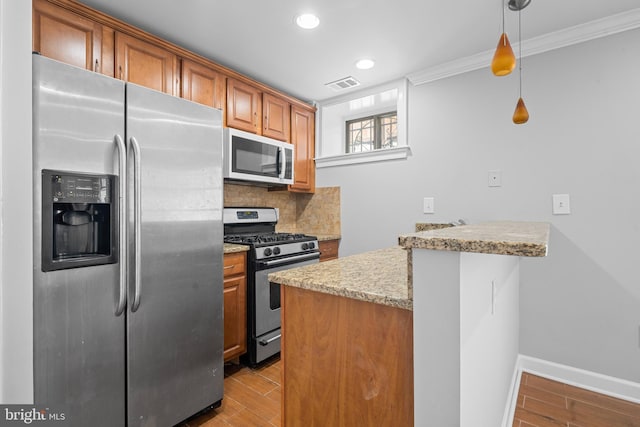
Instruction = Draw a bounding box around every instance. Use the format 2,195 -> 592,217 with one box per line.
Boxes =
223,128 -> 294,185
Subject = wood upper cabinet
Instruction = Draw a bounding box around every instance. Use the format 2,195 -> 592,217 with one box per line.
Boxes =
223,251 -> 247,361
226,78 -> 262,134
262,93 -> 291,142
289,106 -> 316,193
33,0 -> 106,74
181,59 -> 226,111
115,32 -> 177,95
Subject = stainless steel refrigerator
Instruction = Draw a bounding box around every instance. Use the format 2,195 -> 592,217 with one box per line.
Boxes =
32,54 -> 224,427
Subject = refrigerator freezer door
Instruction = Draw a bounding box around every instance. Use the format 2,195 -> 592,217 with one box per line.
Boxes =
125,84 -> 224,426
33,55 -> 126,426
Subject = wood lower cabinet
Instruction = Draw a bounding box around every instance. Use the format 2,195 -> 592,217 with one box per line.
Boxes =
115,32 -> 177,95
262,93 -> 290,142
289,106 -> 316,193
33,0 -> 105,73
181,59 -> 226,111
318,239 -> 339,262
226,78 -> 262,134
223,251 -> 247,361
281,286 -> 413,426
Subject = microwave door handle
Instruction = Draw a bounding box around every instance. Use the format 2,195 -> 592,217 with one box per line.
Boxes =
114,134 -> 127,316
279,146 -> 286,179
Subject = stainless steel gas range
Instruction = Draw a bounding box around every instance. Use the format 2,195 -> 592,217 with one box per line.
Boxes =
223,207 -> 320,365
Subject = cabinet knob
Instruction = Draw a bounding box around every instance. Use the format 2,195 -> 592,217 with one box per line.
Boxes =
94,59 -> 99,73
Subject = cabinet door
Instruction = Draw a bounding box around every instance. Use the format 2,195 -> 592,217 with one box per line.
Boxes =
226,78 -> 262,134
115,32 -> 177,95
263,93 -> 290,142
33,0 -> 103,73
289,106 -> 316,193
181,59 -> 226,111
223,275 -> 247,361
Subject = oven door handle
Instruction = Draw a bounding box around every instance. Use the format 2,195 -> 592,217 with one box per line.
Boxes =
259,252 -> 320,268
259,334 -> 281,346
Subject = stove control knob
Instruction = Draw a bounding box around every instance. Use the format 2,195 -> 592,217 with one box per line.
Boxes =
264,248 -> 272,257
301,243 -> 308,250
273,247 -> 281,255
308,242 -> 315,249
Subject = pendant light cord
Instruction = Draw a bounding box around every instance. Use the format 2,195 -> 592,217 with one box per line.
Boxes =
518,9 -> 523,97
502,0 -> 506,45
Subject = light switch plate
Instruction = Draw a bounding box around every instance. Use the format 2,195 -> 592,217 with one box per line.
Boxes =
552,194 -> 571,215
488,170 -> 502,187
423,197 -> 434,214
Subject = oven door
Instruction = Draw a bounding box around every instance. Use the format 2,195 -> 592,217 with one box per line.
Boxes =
254,252 -> 319,337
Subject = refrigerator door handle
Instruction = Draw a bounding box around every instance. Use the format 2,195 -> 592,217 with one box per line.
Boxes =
114,134 -> 127,316
130,136 -> 142,313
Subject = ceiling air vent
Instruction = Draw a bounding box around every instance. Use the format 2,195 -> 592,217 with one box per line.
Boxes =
325,76 -> 361,92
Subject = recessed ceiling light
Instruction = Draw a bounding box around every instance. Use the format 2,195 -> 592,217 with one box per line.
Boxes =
355,59 -> 375,70
296,13 -> 320,30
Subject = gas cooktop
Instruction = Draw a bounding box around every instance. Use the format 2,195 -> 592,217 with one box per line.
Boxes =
224,232 -> 316,247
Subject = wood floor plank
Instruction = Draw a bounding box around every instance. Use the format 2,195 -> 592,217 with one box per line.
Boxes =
513,371 -> 640,427
568,398 -> 640,427
513,406 -> 567,427
564,383 -> 640,418
229,366 -> 279,395
178,359 -> 282,427
521,384 -> 568,409
224,377 -> 280,421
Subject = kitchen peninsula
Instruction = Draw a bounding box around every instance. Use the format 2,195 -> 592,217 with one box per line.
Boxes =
269,221 -> 550,427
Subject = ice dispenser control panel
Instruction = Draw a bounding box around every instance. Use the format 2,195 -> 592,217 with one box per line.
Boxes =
42,170 -> 118,272
50,174 -> 112,204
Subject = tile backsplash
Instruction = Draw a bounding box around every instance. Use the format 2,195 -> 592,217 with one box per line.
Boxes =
224,184 -> 341,237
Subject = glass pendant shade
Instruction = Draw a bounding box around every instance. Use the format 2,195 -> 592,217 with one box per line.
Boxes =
491,33 -> 516,76
512,97 -> 529,124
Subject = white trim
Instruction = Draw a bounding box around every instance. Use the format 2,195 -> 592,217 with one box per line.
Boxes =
408,8 -> 640,86
315,145 -> 412,168
503,354 -> 640,426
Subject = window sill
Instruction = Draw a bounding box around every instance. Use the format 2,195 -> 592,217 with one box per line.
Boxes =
315,146 -> 412,168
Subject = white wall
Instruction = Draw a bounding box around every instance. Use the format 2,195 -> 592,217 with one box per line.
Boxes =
317,28 -> 640,382
459,253 -> 519,427
0,0 -> 33,403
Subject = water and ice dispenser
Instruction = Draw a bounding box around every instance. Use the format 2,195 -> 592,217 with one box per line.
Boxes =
41,170 -> 117,271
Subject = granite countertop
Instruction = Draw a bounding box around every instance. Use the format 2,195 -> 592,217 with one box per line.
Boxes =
399,221 -> 550,257
269,246 -> 411,311
223,243 -> 249,254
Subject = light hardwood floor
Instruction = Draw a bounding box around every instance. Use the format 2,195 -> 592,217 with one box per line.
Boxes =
179,357 -> 281,427
178,359 -> 640,427
513,372 -> 640,426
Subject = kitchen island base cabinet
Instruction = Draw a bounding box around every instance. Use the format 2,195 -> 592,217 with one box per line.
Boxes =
281,285 -> 413,427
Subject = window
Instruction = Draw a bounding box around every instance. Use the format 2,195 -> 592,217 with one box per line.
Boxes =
317,79 -> 410,168
346,112 -> 398,153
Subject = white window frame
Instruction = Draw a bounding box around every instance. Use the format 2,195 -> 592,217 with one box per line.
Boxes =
316,79 -> 410,168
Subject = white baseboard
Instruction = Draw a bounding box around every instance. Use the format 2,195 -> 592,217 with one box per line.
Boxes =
502,354 -> 640,427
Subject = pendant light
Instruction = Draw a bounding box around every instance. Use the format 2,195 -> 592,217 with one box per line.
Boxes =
512,6 -> 529,124
491,0 -> 516,76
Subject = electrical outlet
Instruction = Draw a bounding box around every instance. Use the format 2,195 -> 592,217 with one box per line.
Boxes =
423,197 -> 434,214
552,194 -> 571,215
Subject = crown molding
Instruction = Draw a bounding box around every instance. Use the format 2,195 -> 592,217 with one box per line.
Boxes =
407,8 -> 640,86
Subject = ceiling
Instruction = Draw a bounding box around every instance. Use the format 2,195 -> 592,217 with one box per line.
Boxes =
77,0 -> 640,103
